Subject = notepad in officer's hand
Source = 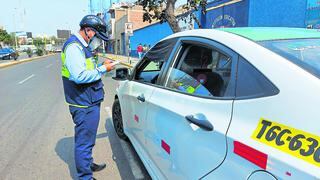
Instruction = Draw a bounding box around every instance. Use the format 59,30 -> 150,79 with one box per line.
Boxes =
110,61 -> 120,66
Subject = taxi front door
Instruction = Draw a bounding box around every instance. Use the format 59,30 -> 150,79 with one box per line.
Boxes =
145,87 -> 233,179
144,37 -> 238,179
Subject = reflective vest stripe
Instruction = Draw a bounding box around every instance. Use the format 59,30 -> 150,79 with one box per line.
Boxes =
61,40 -> 97,108
66,102 -> 89,108
61,42 -> 95,78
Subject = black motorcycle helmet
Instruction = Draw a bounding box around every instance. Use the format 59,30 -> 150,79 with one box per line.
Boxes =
80,15 -> 108,41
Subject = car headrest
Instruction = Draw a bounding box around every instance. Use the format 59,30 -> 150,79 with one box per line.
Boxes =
183,46 -> 213,67
193,69 -> 212,73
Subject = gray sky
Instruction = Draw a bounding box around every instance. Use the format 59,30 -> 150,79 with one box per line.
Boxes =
0,0 -> 189,37
0,0 -> 89,37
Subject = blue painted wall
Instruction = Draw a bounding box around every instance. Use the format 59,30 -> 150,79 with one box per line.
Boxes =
306,0 -> 320,28
204,0 -> 249,28
121,33 -> 126,55
129,22 -> 173,57
128,0 -> 309,57
248,0 -> 307,27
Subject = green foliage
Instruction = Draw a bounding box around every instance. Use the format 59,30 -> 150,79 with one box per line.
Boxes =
0,29 -> 13,45
136,0 -> 207,32
26,48 -> 33,57
33,37 -> 45,47
50,36 -> 57,44
36,48 -> 44,56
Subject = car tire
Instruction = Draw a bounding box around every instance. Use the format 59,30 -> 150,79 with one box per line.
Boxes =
112,99 -> 128,141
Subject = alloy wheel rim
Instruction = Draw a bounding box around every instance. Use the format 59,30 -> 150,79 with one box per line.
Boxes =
114,104 -> 124,135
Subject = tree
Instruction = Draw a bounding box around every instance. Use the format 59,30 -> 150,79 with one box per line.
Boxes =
50,36 -> 57,44
0,29 -> 13,46
9,33 -> 16,46
33,37 -> 45,47
136,0 -> 207,33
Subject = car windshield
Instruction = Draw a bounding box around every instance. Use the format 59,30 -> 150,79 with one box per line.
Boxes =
259,38 -> 320,79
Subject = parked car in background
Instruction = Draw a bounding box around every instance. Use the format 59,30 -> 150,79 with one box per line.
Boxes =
53,47 -> 62,53
0,48 -> 19,60
112,27 -> 320,179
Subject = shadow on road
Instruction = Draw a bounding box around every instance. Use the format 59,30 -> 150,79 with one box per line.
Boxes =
55,135 -> 77,179
55,116 -> 149,179
104,117 -> 136,179
55,132 -> 108,179
105,117 -> 151,180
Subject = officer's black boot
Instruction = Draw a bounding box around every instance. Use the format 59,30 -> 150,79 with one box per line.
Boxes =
90,163 -> 106,172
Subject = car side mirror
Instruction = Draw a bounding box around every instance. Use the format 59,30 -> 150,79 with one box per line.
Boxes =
112,67 -> 130,81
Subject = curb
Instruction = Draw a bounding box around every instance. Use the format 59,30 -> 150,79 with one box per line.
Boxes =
0,53 -> 56,69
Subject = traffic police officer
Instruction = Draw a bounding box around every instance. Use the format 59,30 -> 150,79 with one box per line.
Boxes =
61,15 -> 115,180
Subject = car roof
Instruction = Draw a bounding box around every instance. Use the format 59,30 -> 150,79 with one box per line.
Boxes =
217,27 -> 320,41
165,27 -> 320,42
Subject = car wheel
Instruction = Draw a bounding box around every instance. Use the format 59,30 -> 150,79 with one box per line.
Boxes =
112,99 -> 128,140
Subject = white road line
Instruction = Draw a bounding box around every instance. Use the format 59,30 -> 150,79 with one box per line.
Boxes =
105,106 -> 145,179
45,64 -> 53,68
18,74 -> 35,84
105,106 -> 112,117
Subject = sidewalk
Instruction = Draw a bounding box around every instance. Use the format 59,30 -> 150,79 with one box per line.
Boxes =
0,53 -> 138,69
99,53 -> 139,68
0,53 -> 56,69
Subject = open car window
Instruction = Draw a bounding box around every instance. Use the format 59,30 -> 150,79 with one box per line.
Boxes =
134,38 -> 177,84
165,44 -> 233,98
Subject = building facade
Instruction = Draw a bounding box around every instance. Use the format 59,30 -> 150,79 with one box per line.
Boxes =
202,0 -> 307,29
106,4 -> 152,55
129,0 -> 313,57
306,0 -> 320,28
129,12 -> 198,57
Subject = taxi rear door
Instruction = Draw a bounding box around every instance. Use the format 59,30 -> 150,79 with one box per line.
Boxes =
209,55 -> 320,179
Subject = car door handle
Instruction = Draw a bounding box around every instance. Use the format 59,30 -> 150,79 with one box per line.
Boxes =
137,95 -> 145,102
185,114 -> 213,131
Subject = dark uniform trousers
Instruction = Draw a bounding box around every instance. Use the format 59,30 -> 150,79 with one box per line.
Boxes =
69,103 -> 101,180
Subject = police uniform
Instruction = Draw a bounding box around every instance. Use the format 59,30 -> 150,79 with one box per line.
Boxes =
61,33 -> 105,179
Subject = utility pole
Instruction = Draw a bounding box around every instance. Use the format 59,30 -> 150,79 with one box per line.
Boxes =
13,8 -> 18,50
128,35 -> 131,64
125,22 -> 133,64
89,0 -> 93,14
100,0 -> 106,54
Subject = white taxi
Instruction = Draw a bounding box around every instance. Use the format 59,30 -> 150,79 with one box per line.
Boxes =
111,27 -> 320,179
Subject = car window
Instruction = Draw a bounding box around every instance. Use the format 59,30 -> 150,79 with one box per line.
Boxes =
236,56 -> 279,99
134,38 -> 177,84
165,44 -> 233,98
259,38 -> 320,79
143,61 -> 161,71
166,68 -> 213,97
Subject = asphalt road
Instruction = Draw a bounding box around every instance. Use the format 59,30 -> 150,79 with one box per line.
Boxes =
0,54 -> 150,180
